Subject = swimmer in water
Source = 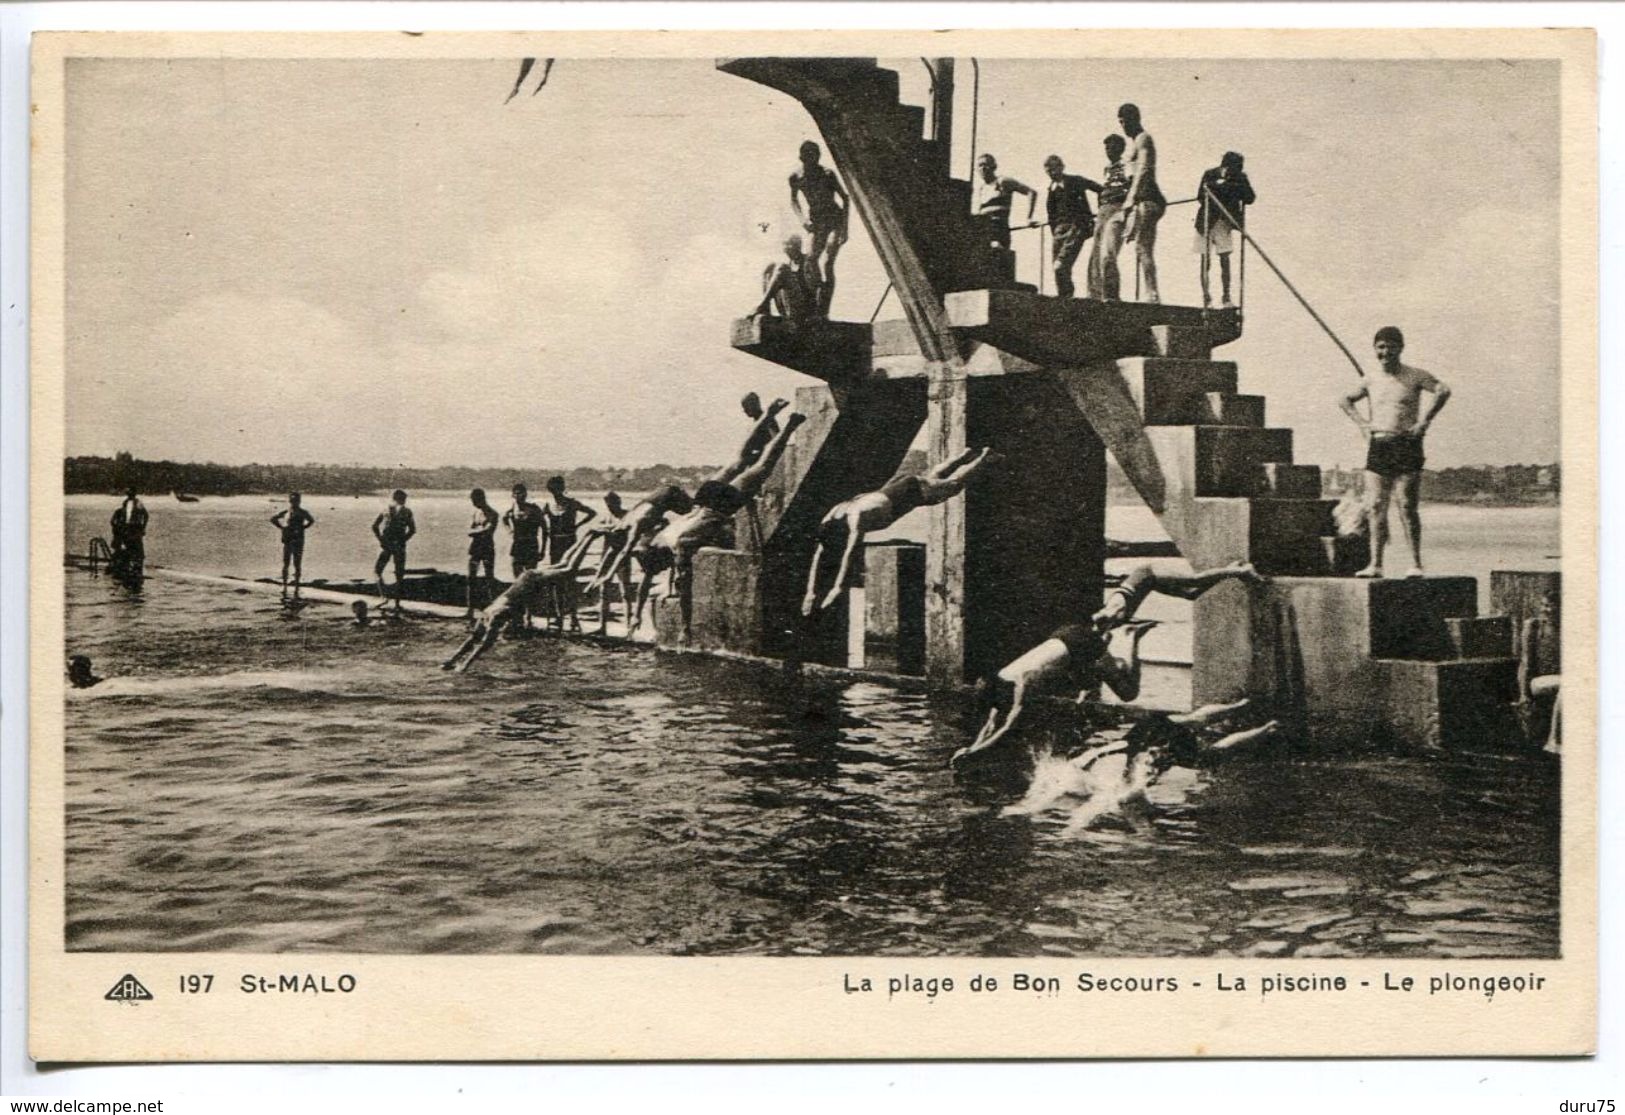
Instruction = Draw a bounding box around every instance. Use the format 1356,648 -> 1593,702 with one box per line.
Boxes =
66,654 -> 102,689
950,560 -> 1263,767
801,446 -> 999,617
630,401 -> 805,634
351,599 -> 372,627
441,533 -> 599,672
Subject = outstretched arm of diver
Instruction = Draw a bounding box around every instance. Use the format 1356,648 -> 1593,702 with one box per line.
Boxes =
951,680 -> 1027,767
801,540 -> 827,617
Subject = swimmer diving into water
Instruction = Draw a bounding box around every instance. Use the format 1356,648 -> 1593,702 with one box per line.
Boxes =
801,447 -> 998,617
441,533 -> 599,672
950,560 -> 1263,767
629,400 -> 805,634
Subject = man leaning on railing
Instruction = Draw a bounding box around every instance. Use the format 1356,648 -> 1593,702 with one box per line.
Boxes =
1195,151 -> 1256,308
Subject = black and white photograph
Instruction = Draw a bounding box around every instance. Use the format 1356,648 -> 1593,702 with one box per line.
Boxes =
26,29 -> 1597,1062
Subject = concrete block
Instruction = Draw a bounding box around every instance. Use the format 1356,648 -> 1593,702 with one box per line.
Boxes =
1320,533 -> 1371,578
863,542 -> 926,675
652,594 -> 686,647
1444,615 -> 1514,660
1258,462 -> 1321,499
1490,571 -> 1561,676
1188,497 -> 1334,572
688,548 -> 762,656
1114,358 -> 1239,425
1144,426 -> 1293,498
1151,323 -> 1214,360
1373,658 -> 1522,751
1197,392 -> 1265,427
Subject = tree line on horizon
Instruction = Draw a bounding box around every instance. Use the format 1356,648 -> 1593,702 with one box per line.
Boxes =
63,452 -> 730,498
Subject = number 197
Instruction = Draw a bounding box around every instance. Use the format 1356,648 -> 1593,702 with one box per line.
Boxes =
179,974 -> 213,993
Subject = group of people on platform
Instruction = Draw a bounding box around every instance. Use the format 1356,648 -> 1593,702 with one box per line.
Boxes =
750,106 -> 1258,321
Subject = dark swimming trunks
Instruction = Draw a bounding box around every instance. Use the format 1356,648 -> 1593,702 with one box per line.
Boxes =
1126,714 -> 1202,767
1366,432 -> 1425,477
694,479 -> 748,518
374,543 -> 407,578
1050,622 -> 1108,663
880,474 -> 927,517
547,532 -> 576,564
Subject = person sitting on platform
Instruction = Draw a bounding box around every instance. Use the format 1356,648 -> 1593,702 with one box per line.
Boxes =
950,560 -> 1263,767
789,140 -> 850,317
441,533 -> 600,673
800,447 -> 1000,618
1194,151 -> 1256,308
974,154 -> 1037,249
630,401 -> 805,634
752,235 -> 821,323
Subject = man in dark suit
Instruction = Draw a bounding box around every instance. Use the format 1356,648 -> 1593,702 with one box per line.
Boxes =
1042,155 -> 1102,299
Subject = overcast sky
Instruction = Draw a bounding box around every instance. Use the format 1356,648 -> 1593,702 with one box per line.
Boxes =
65,55 -> 1560,470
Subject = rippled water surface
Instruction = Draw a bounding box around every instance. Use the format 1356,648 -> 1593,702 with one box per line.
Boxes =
64,564 -> 1559,957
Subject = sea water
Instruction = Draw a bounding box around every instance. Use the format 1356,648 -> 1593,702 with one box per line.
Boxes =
60,496 -> 1560,956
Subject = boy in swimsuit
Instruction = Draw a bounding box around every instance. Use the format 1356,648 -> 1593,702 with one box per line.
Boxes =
540,476 -> 598,631
801,447 -> 998,617
270,491 -> 315,596
788,141 -> 850,316
441,534 -> 599,673
371,489 -> 416,613
950,560 -> 1262,767
586,483 -> 694,608
466,488 -> 499,618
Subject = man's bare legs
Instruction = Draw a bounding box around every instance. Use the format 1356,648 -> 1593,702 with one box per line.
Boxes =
1358,472 -> 1395,577
1394,471 -> 1424,576
713,398 -> 791,485
916,446 -> 997,503
1149,560 -> 1263,601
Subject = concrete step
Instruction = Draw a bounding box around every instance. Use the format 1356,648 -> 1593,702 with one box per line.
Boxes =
1258,461 -> 1321,498
1151,323 -> 1214,360
1444,614 -> 1515,660
891,103 -> 927,141
943,177 -> 974,212
1190,497 -> 1335,573
1145,426 -> 1294,497
1319,533 -> 1371,577
848,65 -> 901,104
1114,357 -> 1240,425
1372,657 -> 1523,750
1197,391 -> 1264,427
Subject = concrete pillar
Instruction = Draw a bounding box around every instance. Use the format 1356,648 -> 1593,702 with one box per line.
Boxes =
1490,571 -> 1561,676
927,369 -> 1109,684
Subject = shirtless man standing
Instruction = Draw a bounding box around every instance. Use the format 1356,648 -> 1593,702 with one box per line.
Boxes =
270,491 -> 315,596
1118,104 -> 1167,304
1338,326 -> 1452,578
789,141 -> 850,316
371,489 -> 416,612
465,488 -> 499,618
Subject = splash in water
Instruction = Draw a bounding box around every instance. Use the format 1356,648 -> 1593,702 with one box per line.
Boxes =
1002,738 -> 1162,838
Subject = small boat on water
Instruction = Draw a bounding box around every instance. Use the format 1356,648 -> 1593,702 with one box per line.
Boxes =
174,491 -> 200,503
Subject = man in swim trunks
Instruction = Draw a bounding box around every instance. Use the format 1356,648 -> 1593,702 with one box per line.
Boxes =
441,534 -> 600,673
752,235 -> 821,323
372,489 -> 416,612
270,491 -> 315,597
582,491 -> 632,634
465,488 -> 499,618
539,476 -> 598,632
1338,326 -> 1452,578
950,560 -> 1262,767
789,140 -> 850,316
973,154 -> 1037,250
738,392 -> 781,553
1119,104 -> 1166,304
801,447 -> 999,618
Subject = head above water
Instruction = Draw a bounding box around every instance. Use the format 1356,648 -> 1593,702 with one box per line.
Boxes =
66,654 -> 96,687
351,599 -> 370,625
1104,134 -> 1127,159
391,489 -> 408,505
741,392 -> 763,419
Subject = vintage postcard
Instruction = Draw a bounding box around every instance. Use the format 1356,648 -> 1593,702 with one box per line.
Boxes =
28,29 -> 1597,1061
